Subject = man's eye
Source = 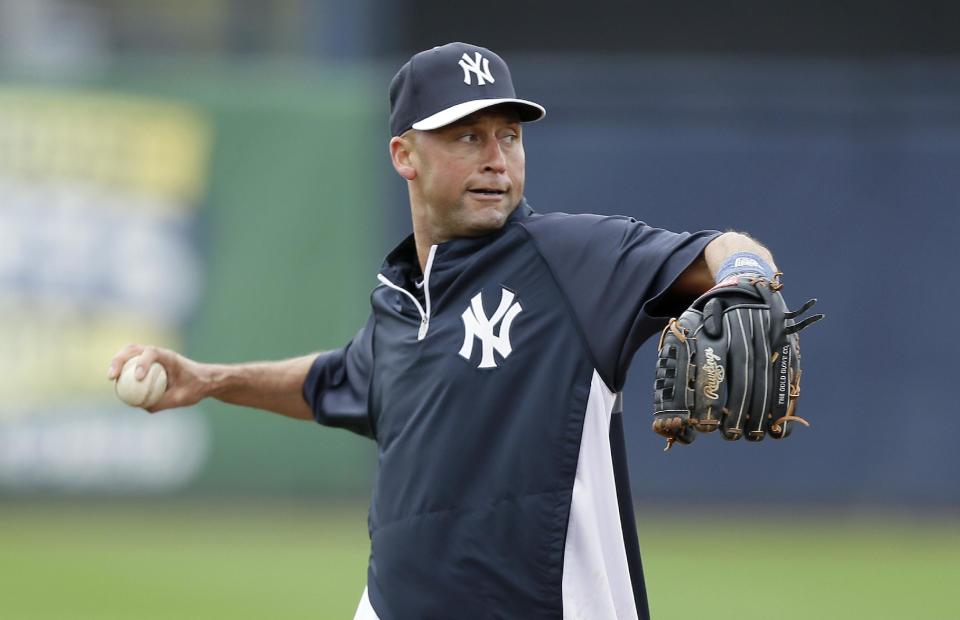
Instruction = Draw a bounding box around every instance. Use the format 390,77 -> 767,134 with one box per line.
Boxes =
458,133 -> 477,143
501,133 -> 518,143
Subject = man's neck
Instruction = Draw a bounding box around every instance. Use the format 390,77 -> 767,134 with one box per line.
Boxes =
409,201 -> 524,273
411,210 -> 438,274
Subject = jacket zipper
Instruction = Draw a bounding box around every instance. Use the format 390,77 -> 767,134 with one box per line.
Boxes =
376,244 -> 437,341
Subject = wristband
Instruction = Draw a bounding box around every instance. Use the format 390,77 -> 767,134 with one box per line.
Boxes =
715,252 -> 775,284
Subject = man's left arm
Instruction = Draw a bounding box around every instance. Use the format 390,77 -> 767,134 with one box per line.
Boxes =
670,231 -> 778,298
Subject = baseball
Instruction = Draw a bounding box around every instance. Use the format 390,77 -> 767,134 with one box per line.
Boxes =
115,355 -> 168,408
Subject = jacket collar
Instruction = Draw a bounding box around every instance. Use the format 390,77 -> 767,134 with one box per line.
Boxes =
379,198 -> 534,285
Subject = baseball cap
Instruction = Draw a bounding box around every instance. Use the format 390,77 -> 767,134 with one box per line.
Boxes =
389,42 -> 546,137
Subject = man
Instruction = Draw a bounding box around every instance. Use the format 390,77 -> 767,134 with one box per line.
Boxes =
108,43 -> 783,619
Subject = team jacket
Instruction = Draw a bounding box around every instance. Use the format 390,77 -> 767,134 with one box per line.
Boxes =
303,200 -> 719,619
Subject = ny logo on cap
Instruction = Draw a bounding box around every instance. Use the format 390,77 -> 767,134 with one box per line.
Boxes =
459,52 -> 495,86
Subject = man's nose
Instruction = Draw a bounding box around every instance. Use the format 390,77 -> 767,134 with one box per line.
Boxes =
482,139 -> 508,173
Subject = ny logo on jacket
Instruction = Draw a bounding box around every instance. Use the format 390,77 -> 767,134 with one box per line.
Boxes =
459,288 -> 522,368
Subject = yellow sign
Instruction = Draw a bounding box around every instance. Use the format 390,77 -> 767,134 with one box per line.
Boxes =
0,87 -> 212,491
0,88 -> 211,202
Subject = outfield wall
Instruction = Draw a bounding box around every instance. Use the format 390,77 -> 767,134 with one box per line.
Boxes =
2,57 -> 958,506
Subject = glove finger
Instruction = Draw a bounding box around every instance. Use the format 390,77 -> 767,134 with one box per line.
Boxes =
720,307 -> 753,440
746,307 -> 772,441
769,333 -> 807,439
769,329 -> 793,433
691,310 -> 727,433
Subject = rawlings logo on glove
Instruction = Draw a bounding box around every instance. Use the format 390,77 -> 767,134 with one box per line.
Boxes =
652,273 -> 823,450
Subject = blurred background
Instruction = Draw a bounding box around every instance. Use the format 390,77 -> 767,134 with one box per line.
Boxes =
1,1 -> 958,618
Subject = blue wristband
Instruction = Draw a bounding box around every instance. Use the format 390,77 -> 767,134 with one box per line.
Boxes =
715,252 -> 775,283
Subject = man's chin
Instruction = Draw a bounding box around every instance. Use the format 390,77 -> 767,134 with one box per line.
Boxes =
460,200 -> 516,236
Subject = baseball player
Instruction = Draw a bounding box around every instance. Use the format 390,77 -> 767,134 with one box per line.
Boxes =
108,42 -> 818,619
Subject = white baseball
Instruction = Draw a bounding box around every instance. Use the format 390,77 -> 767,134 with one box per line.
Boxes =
115,355 -> 168,408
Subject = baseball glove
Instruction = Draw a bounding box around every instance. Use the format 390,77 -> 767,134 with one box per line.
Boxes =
652,274 -> 823,450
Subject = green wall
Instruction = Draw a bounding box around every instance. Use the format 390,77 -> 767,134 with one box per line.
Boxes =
103,62 -> 387,496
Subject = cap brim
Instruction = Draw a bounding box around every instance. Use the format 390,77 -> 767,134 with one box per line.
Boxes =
411,98 -> 546,131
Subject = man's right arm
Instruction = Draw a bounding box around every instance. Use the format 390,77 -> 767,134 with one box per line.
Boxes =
107,344 -> 319,421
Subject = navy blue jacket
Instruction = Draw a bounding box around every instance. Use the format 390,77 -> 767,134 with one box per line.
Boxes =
304,201 -> 719,619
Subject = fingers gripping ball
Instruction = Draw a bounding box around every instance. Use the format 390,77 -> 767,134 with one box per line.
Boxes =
652,274 -> 823,450
115,355 -> 168,408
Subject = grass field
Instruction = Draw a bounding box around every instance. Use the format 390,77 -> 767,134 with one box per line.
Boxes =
1,502 -> 957,619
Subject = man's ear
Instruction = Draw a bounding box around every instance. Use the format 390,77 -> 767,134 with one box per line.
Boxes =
390,135 -> 417,181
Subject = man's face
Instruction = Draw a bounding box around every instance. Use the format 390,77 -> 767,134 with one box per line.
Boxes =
405,107 -> 525,239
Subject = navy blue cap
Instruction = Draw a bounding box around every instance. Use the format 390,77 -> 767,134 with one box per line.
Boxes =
389,42 -> 546,137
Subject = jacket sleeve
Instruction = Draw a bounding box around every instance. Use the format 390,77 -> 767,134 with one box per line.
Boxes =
522,213 -> 720,392
301,314 -> 375,439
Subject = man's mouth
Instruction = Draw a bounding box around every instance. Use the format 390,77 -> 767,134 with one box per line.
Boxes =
468,188 -> 507,196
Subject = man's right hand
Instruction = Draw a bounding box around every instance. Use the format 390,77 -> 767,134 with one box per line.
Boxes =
107,345 -> 319,420
107,344 -> 208,413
